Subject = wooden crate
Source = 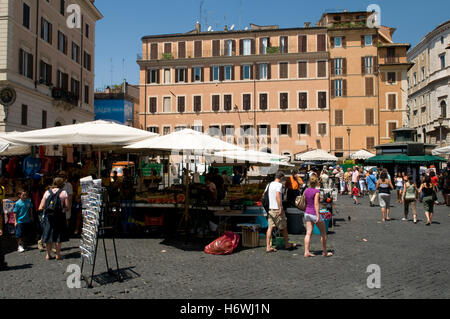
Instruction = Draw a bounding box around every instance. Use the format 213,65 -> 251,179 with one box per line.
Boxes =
241,227 -> 260,248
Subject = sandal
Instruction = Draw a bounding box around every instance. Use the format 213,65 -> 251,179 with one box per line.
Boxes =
323,252 -> 333,257
55,256 -> 63,261
266,248 -> 277,253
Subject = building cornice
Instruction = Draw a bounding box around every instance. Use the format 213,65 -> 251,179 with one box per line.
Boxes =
408,20 -> 450,59
142,26 -> 327,41
137,52 -> 330,68
80,0 -> 103,21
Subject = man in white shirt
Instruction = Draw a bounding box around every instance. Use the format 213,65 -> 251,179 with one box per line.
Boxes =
265,172 -> 296,253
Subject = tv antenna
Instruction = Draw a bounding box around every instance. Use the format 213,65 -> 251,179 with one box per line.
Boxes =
230,24 -> 235,30
207,26 -> 212,32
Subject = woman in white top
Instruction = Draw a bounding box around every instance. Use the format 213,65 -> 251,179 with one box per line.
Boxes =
395,173 -> 404,203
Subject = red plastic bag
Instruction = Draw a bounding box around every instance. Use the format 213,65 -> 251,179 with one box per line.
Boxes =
204,231 -> 240,255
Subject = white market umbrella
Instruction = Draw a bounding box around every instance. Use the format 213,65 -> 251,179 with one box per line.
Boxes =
3,120 -> 157,146
210,149 -> 294,167
125,129 -> 244,224
0,133 -> 31,155
2,121 -> 157,177
125,129 -> 243,152
432,146 -> 450,156
295,149 -> 338,162
350,149 -> 376,160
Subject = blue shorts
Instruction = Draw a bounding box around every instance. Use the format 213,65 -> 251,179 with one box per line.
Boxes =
15,223 -> 31,239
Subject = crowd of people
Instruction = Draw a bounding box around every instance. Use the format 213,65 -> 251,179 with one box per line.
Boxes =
263,161 -> 450,257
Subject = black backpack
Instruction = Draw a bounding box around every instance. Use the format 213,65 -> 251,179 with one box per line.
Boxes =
262,182 -> 272,212
44,189 -> 63,217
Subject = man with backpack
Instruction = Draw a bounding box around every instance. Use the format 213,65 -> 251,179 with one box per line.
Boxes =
264,172 -> 296,253
38,177 -> 69,261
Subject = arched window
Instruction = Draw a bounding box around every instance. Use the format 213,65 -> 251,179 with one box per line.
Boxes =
441,100 -> 447,118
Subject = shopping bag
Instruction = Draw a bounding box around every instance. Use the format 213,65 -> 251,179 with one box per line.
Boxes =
204,231 -> 240,255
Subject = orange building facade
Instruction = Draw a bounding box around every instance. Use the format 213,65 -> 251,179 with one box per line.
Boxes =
319,12 -> 410,158
137,11 -> 410,161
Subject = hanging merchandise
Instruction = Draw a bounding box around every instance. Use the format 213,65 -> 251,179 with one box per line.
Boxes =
23,156 -> 42,178
66,147 -> 74,163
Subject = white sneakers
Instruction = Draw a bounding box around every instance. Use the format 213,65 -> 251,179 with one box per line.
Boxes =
17,245 -> 25,253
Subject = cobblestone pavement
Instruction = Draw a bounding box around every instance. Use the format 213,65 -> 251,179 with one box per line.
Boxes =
1,193 -> 449,299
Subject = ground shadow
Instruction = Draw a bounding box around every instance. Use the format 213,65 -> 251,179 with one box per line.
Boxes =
1,263 -> 33,271
62,251 -> 81,260
87,266 -> 140,287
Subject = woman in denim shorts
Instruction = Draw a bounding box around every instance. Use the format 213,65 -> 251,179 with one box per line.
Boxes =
303,176 -> 332,258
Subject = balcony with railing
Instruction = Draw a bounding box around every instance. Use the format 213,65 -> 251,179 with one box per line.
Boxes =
379,55 -> 408,65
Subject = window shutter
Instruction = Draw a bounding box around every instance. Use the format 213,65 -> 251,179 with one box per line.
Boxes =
49,23 -> 52,44
41,18 -> 44,39
361,57 -> 366,74
19,49 -> 24,75
318,61 -> 326,77
330,37 -> 335,48
240,65 -> 243,80
219,66 -> 224,81
231,66 -> 234,81
298,61 -> 306,78
250,64 -> 254,80
365,78 -> 372,96
297,124 -> 302,135
239,39 -> 243,55
28,53 -> 33,79
343,80 -> 347,96
367,137 -> 375,150
267,63 -> 271,79
361,36 -> 365,47
330,59 -> 335,75
191,68 -> 195,83
335,110 -> 343,125
331,80 -> 335,98
232,40 -> 236,56
255,64 -> 260,80
251,39 -> 255,55
299,93 -> 307,109
195,41 -> 202,58
342,36 -> 346,48
335,137 -> 343,150
373,56 -> 378,75
259,38 -> 264,54
307,124 -> 311,136
210,67 -> 213,82
343,58 -> 347,75
317,34 -> 326,51
178,42 -> 185,59
175,69 -> 179,83
212,40 -> 220,56
64,36 -> 67,54
288,125 -> 292,137
284,36 -> 289,53
372,34 -> 377,46
151,43 -> 158,59
164,43 -> 171,54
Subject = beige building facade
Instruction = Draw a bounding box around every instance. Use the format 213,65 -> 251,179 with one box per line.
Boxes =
0,0 -> 102,132
407,20 -> 450,147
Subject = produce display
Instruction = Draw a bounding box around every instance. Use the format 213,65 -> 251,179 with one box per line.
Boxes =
224,184 -> 265,206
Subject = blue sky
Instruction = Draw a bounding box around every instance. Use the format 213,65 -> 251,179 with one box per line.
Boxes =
94,0 -> 450,89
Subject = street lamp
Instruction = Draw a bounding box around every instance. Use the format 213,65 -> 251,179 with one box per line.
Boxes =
438,116 -> 444,148
347,127 -> 351,159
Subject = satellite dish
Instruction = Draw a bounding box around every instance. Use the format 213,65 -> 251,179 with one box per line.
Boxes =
207,26 -> 212,31
230,24 -> 235,30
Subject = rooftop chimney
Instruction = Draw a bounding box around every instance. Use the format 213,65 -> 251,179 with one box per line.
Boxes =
195,21 -> 201,33
304,22 -> 311,28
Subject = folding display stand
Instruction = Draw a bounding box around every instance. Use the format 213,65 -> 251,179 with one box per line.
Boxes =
79,178 -> 122,288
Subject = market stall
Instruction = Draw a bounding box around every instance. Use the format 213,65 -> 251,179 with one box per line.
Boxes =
125,131 -> 276,236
